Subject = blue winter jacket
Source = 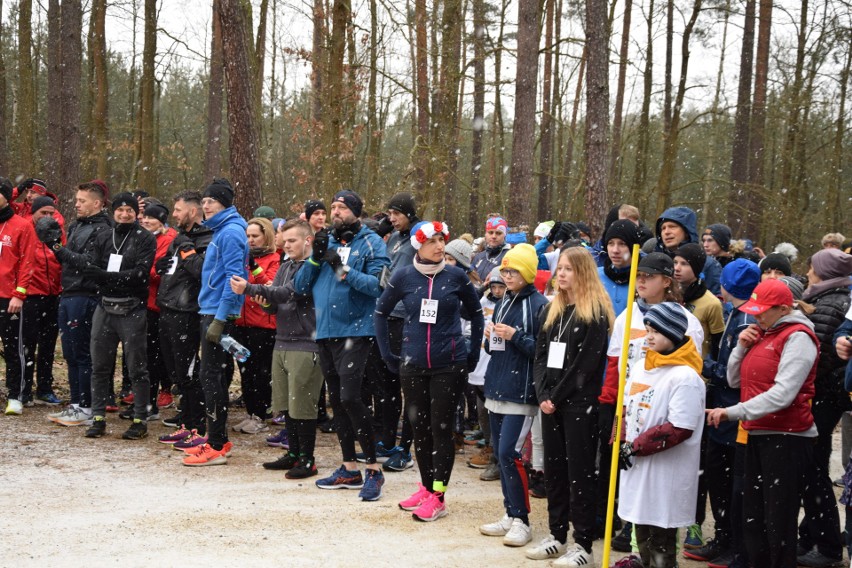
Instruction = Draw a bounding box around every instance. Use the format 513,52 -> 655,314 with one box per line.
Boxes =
375,264 -> 484,369
598,265 -> 631,316
293,224 -> 390,340
198,206 -> 248,321
484,283 -> 549,405
654,206 -> 722,295
834,317 -> 852,392
703,307 -> 755,445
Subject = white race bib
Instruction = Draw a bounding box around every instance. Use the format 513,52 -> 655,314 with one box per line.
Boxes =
547,341 -> 567,369
490,334 -> 506,352
107,254 -> 123,272
337,247 -> 351,265
419,298 -> 438,324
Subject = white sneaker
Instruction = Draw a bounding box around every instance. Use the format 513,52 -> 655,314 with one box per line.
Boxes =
48,405 -> 75,423
480,514 -> 513,536
240,415 -> 269,434
553,543 -> 595,567
503,518 -> 532,547
231,415 -> 252,432
526,534 -> 567,560
55,406 -> 93,426
5,399 -> 23,415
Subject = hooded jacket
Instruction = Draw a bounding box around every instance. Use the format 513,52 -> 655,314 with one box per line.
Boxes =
805,286 -> 852,405
385,222 -> 418,318
375,263 -> 484,369
54,211 -> 112,297
484,283 -> 549,405
29,238 -> 63,296
156,222 -> 213,312
293,224 -> 390,340
533,303 -> 610,407
198,206 -> 248,321
655,206 -> 722,295
245,257 -> 317,352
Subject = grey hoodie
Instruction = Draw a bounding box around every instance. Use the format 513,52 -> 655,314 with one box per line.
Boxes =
725,310 -> 818,437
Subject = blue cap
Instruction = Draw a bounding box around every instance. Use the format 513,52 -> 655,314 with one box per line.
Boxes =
720,258 -> 761,300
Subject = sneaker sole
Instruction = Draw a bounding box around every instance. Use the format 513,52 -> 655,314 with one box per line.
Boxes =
480,528 -> 510,537
285,470 -> 318,480
34,400 -> 61,406
122,432 -> 149,440
467,462 -> 489,469
316,482 -> 364,490
85,431 -> 106,438
54,419 -> 92,427
413,508 -> 448,522
503,537 -> 532,547
383,461 -> 414,472
183,456 -> 228,466
682,551 -> 716,562
158,437 -> 190,445
359,489 -> 383,501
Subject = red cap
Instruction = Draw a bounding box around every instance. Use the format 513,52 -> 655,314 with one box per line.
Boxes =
739,278 -> 793,315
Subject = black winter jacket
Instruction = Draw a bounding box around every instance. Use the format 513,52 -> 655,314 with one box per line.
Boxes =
533,303 -> 609,407
55,211 -> 112,297
808,286 -> 852,405
156,223 -> 213,312
88,222 -> 156,303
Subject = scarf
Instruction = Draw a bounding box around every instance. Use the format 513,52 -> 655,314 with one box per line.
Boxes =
0,206 -> 13,223
682,279 -> 707,304
803,276 -> 852,302
604,262 -> 630,285
413,253 -> 445,276
333,220 -> 361,245
485,244 -> 505,257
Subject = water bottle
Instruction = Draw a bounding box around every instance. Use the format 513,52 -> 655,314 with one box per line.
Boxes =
219,334 -> 251,363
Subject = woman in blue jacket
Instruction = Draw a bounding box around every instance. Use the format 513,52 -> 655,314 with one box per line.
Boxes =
478,243 -> 549,548
376,221 -> 484,522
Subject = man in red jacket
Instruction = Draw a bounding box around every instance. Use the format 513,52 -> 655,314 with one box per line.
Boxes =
0,178 -> 38,415
12,178 -> 66,231
19,197 -> 64,407
706,279 -> 820,568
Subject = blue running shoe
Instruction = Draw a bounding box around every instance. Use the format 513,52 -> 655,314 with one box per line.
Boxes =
266,429 -> 289,449
383,450 -> 413,472
684,523 -> 703,549
356,442 -> 402,464
358,469 -> 385,501
35,393 -> 62,406
315,465 -> 364,490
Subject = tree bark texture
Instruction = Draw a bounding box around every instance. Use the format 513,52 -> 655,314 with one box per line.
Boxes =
537,0 -> 555,221
727,0 -> 755,230
584,0 -> 610,236
136,0 -> 157,191
205,0 -> 225,181
45,0 -> 60,198
88,0 -> 109,180
468,0 -> 486,230
17,0 -> 34,174
219,0 -> 263,214
59,0 -> 82,216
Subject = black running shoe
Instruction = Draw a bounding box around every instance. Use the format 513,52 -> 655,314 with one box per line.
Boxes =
85,417 -> 107,438
122,419 -> 148,440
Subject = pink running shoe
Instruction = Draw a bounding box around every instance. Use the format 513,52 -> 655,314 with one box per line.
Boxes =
412,492 -> 447,522
398,482 -> 432,511
173,430 -> 208,451
158,425 -> 191,444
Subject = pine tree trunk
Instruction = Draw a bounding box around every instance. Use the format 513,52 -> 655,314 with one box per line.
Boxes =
468,0 -> 486,230
435,0 -> 463,225
413,0 -> 429,200
136,0 -> 157,190
89,0 -> 108,180
630,0 -> 653,212
584,0 -> 610,235
205,0 -> 225,181
17,0 -> 34,174
45,0 -> 60,195
0,4 -> 8,174
318,0 -> 349,194
365,0 -> 380,201
537,0 -> 555,221
609,0 -> 632,188
310,0 -> 325,194
59,0 -> 82,214
507,0 -> 541,227
727,0 -> 755,231
829,32 -> 851,230
219,0 -> 263,213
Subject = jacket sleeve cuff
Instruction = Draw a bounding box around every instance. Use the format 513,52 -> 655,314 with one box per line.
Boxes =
12,287 -> 27,299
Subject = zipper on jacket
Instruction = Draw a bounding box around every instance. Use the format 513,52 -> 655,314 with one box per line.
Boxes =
426,276 -> 433,369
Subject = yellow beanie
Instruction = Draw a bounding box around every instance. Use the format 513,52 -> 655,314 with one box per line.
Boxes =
501,243 -> 538,284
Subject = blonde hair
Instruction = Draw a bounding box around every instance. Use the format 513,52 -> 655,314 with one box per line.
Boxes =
618,204 -> 640,221
544,247 -> 615,330
247,217 -> 275,254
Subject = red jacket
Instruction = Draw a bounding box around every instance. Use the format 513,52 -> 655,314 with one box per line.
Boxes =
147,227 -> 178,312
29,242 -> 63,297
236,251 -> 280,329
12,187 -> 67,233
740,322 -> 818,433
0,210 -> 37,300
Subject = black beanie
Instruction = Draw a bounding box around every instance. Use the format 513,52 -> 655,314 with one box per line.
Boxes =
386,192 -> 417,221
759,253 -> 792,277
143,203 -> 170,225
332,189 -> 363,217
203,178 -> 235,208
0,177 -> 12,203
604,219 -> 644,249
575,221 -> 593,241
112,192 -> 140,215
675,243 -> 707,280
704,224 -> 732,252
305,199 -> 326,219
31,196 -> 56,214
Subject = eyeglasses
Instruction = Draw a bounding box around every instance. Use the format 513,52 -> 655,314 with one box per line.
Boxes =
499,268 -> 519,278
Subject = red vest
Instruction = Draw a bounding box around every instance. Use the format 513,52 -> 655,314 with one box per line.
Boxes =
740,322 -> 818,432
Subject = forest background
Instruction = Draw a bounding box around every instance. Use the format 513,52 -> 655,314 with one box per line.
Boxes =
0,0 -> 849,258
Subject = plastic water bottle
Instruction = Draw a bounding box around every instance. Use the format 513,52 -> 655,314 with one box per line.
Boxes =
219,334 -> 251,363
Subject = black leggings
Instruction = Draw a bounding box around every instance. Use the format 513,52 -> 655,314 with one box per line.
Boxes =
318,337 -> 376,464
401,363 -> 467,491
230,326 -> 276,419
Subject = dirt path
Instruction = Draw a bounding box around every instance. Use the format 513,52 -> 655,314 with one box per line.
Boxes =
1,403 -> 847,567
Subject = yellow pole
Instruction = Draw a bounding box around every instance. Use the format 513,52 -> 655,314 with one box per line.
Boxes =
601,243 -> 641,568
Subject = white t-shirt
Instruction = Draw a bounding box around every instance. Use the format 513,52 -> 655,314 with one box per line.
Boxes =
607,303 -> 704,381
618,361 -> 706,528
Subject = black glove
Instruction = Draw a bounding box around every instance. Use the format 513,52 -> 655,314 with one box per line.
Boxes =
16,178 -> 41,196
323,249 -> 343,270
248,255 -> 259,272
375,215 -> 394,238
618,441 -> 635,470
598,403 -> 615,441
82,264 -> 109,283
155,255 -> 173,275
312,229 -> 329,261
35,217 -> 62,249
206,319 -> 226,343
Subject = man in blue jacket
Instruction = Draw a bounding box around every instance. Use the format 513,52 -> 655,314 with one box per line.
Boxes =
655,206 -> 722,296
182,178 -> 248,467
294,189 -> 390,501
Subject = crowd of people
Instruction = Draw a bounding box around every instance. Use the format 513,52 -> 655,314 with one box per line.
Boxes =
2,176 -> 852,568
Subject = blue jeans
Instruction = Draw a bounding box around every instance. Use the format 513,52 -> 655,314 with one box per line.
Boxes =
58,296 -> 98,407
490,410 -> 534,518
